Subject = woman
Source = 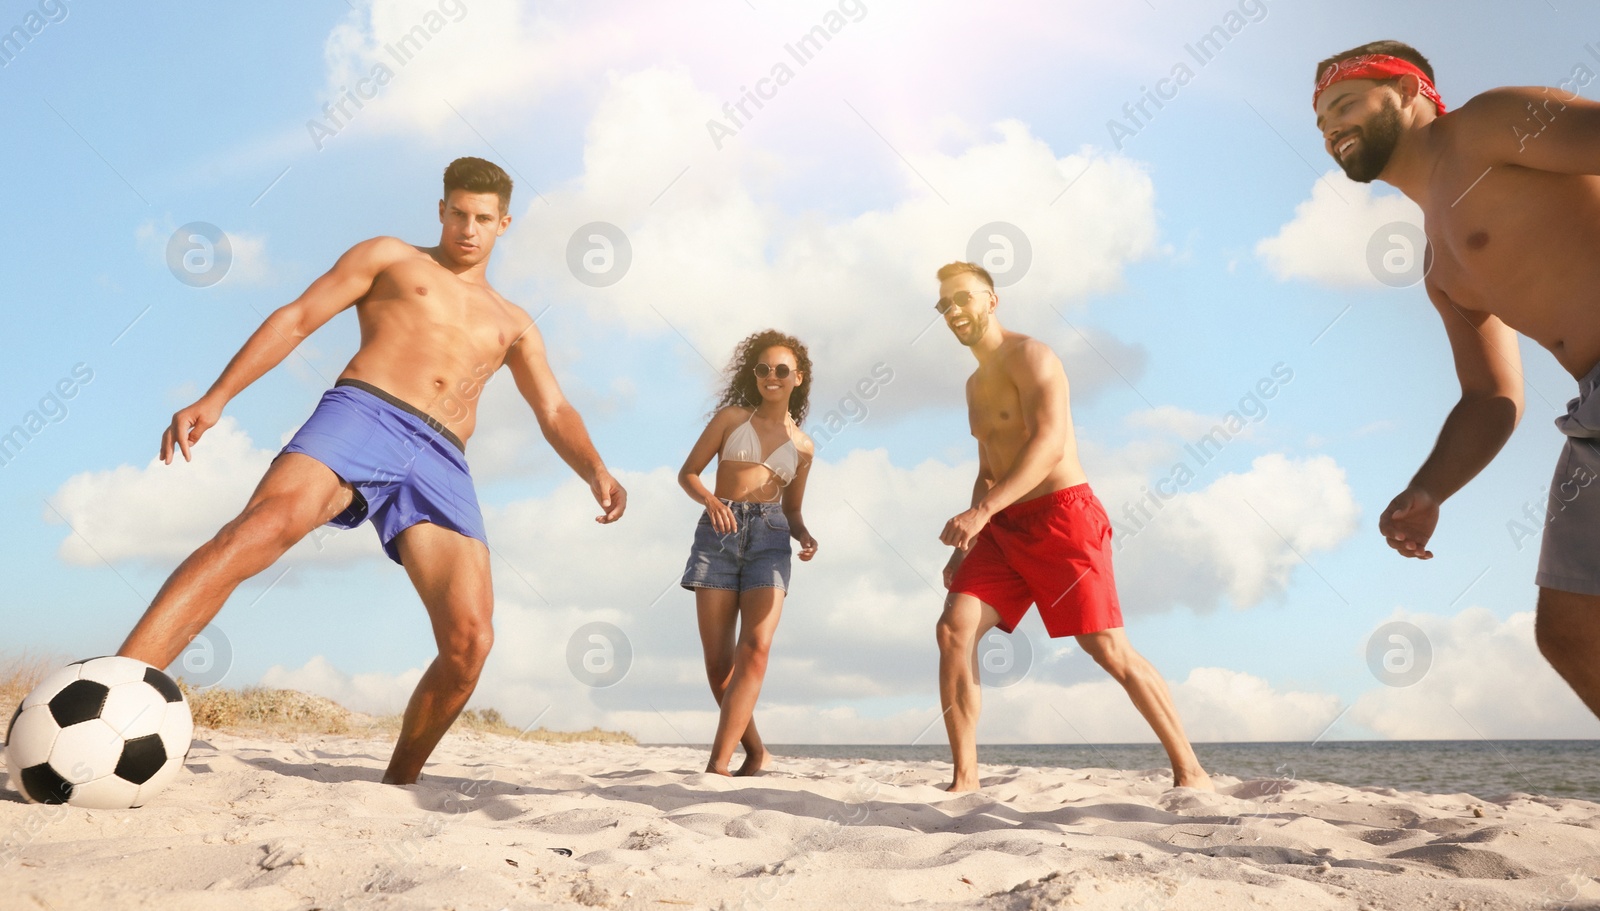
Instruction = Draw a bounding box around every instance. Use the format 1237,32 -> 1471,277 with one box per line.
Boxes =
678,329 -> 819,776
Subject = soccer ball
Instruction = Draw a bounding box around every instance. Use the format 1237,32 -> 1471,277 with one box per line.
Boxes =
4,656 -> 193,808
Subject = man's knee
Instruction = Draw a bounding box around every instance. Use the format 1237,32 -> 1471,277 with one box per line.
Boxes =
1534,588 -> 1599,666
1078,632 -> 1128,679
935,613 -> 971,655
1535,606 -> 1565,664
464,626 -> 494,668
1075,631 -> 1109,661
443,619 -> 494,678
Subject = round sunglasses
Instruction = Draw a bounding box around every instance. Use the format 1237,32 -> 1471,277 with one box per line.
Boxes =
753,363 -> 793,379
934,288 -> 995,315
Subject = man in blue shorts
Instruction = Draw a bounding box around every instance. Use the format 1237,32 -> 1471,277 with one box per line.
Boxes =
117,158 -> 627,784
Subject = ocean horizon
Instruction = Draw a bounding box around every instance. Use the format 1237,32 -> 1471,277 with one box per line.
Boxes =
646,740 -> 1600,802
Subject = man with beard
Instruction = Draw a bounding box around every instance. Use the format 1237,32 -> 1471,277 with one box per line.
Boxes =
931,261 -> 1212,793
118,157 -> 627,784
1313,41 -> 1600,720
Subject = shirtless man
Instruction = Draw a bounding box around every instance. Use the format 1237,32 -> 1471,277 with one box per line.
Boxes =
117,157 -> 626,784
1313,42 -> 1600,721
932,261 -> 1212,792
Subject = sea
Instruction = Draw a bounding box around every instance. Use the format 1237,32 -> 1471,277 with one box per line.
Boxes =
756,741 -> 1600,802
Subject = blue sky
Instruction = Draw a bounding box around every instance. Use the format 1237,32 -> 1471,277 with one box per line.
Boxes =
5,0 -> 1600,747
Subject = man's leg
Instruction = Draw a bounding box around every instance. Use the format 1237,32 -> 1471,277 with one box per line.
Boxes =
384,522 -> 494,785
1535,587 -> 1600,720
119,453 -> 355,667
1075,628 -> 1213,790
704,588 -> 783,776
695,588 -> 768,775
936,593 -> 1000,792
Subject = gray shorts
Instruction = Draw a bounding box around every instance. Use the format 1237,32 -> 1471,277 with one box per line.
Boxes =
1536,360 -> 1600,594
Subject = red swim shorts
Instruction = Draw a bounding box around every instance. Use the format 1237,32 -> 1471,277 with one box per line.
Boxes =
948,483 -> 1123,639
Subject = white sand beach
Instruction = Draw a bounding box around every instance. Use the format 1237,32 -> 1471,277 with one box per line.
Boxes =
4,730 -> 1600,910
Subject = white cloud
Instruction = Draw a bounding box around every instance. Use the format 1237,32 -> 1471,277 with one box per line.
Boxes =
1123,405 -> 1234,442
459,370 -> 564,482
298,8 -> 1166,424
313,0 -> 1140,142
260,655 -> 423,717
1255,170 -> 1424,288
242,607 -> 1600,744
223,232 -> 274,287
201,0 -> 1151,190
135,220 -> 276,288
497,67 -> 1162,414
1122,453 -> 1359,610
992,667 -> 1343,744
1166,667 -> 1345,742
1349,608 -> 1600,739
1088,417 -> 1361,613
46,418 -> 379,568
255,652 -> 1343,745
316,0 -> 599,136
216,600 -> 1600,746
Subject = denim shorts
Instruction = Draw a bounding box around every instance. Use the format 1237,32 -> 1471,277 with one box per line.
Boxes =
680,500 -> 793,593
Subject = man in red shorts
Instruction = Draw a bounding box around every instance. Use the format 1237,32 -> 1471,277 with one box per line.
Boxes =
933,261 -> 1212,792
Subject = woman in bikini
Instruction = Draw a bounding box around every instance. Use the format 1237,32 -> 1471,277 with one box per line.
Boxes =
677,329 -> 819,776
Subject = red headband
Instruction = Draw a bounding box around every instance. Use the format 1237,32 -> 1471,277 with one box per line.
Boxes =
1313,53 -> 1445,115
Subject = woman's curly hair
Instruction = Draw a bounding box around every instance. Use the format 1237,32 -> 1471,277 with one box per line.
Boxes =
712,329 -> 812,425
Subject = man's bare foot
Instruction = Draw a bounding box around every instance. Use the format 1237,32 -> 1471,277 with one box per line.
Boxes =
705,760 -> 732,777
734,748 -> 770,776
1173,767 -> 1215,791
944,770 -> 981,792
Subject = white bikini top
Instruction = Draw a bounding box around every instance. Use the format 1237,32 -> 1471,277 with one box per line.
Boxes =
721,413 -> 800,485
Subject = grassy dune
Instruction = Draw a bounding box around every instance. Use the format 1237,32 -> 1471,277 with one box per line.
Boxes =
0,652 -> 633,746
0,650 -> 68,724
180,682 -> 635,744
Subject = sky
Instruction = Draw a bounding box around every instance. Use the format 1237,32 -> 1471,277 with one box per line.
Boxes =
5,0 -> 1600,751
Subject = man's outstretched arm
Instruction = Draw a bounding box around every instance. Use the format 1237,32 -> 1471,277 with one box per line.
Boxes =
161,236 -> 410,463
505,316 -> 626,523
1380,282 -> 1524,559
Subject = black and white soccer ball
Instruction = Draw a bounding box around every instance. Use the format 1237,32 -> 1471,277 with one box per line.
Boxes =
4,656 -> 193,808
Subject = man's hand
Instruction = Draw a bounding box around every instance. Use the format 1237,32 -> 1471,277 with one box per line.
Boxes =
161,397 -> 223,464
940,506 -> 990,552
796,530 -> 818,562
591,470 -> 627,524
1380,485 -> 1439,559
943,548 -> 967,589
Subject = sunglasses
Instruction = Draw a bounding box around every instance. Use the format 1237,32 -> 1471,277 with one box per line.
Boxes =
935,288 -> 994,315
753,363 -> 793,379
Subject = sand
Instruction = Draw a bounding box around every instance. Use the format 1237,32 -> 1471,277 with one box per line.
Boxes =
4,731 -> 1600,910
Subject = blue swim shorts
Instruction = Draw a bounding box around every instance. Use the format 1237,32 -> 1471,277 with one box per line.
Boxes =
279,379 -> 488,565
680,499 -> 793,594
